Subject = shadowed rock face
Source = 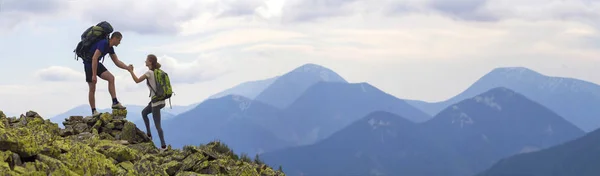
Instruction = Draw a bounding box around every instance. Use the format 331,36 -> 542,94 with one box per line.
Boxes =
0,110 -> 286,176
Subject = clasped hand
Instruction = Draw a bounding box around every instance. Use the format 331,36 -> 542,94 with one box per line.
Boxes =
127,64 -> 134,72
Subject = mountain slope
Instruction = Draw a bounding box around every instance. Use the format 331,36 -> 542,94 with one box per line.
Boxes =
268,82 -> 431,145
261,111 -> 470,176
0,110 -> 285,175
476,127 -> 600,176
209,76 -> 279,100
254,63 -> 348,109
407,67 -> 600,132
421,87 -> 585,173
161,95 -> 293,156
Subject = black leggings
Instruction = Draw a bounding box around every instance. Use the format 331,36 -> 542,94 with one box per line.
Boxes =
141,102 -> 166,147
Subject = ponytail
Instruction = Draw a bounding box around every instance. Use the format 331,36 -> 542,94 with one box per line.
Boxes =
147,54 -> 161,70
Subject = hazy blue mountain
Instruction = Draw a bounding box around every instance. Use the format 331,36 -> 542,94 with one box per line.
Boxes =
49,103 -> 194,128
208,76 -> 279,100
2,111 -> 18,118
421,87 -> 585,174
260,87 -> 584,176
161,95 -> 293,156
407,67 -> 600,132
49,104 -> 90,125
162,103 -> 198,115
267,81 -> 431,145
260,111 -> 470,176
254,63 -> 348,109
477,126 -> 600,176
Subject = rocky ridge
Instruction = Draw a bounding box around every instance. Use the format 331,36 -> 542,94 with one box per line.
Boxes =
0,109 -> 285,176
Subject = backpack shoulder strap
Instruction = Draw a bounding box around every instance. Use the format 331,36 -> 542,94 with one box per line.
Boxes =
146,70 -> 158,97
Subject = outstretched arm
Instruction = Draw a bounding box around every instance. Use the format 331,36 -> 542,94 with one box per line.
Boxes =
110,53 -> 129,70
129,70 -> 147,83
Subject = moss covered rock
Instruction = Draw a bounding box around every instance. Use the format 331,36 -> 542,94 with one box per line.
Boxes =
0,110 -> 286,176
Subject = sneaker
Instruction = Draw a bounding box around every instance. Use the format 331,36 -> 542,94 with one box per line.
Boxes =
92,110 -> 101,117
159,145 -> 168,152
111,103 -> 126,110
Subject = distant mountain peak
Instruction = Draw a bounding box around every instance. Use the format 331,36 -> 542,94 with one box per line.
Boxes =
491,67 -> 538,74
253,63 -> 348,109
287,63 -> 348,83
436,87 -> 525,128
469,87 -> 516,111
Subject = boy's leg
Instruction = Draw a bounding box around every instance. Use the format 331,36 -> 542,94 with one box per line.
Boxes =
98,63 -> 125,109
84,62 -> 99,116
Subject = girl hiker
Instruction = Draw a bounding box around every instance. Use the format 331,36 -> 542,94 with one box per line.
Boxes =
128,54 -> 167,150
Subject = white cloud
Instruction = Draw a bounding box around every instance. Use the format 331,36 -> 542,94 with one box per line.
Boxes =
35,66 -> 85,82
157,28 -> 307,53
152,55 -> 232,84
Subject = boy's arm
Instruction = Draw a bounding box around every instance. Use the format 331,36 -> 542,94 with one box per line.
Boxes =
110,53 -> 129,70
91,49 -> 101,79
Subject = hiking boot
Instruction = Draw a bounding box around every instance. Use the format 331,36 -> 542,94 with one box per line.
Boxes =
111,103 -> 126,110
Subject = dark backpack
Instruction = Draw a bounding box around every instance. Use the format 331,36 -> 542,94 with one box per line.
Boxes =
73,21 -> 113,63
147,68 -> 174,108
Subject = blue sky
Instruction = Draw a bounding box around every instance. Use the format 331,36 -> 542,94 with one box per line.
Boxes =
0,0 -> 599,117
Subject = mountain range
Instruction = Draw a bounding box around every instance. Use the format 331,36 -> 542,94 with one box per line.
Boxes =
477,123 -> 600,176
260,87 -> 585,176
46,63 -> 600,176
159,63 -> 430,155
406,67 -> 600,132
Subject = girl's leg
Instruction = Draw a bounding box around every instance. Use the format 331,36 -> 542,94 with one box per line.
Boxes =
152,104 -> 167,148
141,102 -> 153,139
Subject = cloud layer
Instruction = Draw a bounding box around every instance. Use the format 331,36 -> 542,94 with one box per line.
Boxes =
2,0 -> 599,35
2,0 -> 600,118
35,66 -> 85,82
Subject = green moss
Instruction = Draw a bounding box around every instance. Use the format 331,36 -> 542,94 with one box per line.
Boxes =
0,111 -> 286,176
0,119 -> 60,158
133,155 -> 168,175
181,152 -> 207,171
118,161 -> 134,171
57,140 -> 120,175
95,140 -> 141,162
106,122 -> 115,129
92,119 -> 102,131
0,118 -> 6,129
100,113 -> 113,123
175,171 -> 214,176
100,132 -> 115,140
162,160 -> 182,175
121,121 -> 138,143
112,109 -> 128,117
35,154 -> 79,176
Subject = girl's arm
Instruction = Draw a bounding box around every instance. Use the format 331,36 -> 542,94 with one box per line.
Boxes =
129,70 -> 147,83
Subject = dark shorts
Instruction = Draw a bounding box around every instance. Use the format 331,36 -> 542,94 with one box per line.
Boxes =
84,62 -> 108,82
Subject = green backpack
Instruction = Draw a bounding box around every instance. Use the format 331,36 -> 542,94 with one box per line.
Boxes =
147,68 -> 174,108
73,21 -> 114,63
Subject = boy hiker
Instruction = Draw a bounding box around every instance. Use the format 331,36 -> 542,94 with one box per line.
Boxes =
74,21 -> 132,116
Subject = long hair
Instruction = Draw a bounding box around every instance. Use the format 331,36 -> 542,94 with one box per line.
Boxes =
147,54 -> 161,70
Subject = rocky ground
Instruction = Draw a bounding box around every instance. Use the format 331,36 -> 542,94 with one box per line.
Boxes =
0,110 -> 286,176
